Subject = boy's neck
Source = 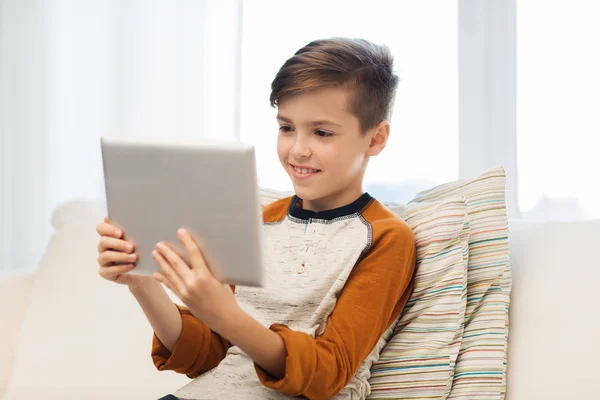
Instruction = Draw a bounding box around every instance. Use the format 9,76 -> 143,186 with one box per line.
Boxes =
299,186 -> 365,213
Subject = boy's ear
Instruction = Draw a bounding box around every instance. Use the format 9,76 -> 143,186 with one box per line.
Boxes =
366,120 -> 390,156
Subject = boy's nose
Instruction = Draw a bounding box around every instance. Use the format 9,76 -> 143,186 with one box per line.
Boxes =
290,139 -> 311,159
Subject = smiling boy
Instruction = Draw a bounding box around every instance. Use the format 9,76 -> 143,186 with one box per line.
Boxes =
96,37 -> 416,400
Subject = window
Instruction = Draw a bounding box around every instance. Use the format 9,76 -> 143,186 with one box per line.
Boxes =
240,0 -> 458,204
517,1 -> 600,220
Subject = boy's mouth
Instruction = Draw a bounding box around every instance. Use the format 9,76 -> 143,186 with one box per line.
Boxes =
289,163 -> 321,180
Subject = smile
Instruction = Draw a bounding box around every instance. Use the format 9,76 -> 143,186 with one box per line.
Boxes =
289,164 -> 321,180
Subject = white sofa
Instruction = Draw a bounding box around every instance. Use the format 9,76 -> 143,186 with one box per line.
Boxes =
1,200 -> 599,399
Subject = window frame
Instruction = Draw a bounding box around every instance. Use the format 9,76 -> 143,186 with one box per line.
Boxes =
458,0 -> 519,218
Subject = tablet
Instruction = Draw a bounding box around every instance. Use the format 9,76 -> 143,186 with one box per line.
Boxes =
100,136 -> 264,287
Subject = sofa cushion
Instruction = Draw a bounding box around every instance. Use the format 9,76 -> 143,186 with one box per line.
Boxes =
407,166 -> 511,399
506,219 -> 600,399
0,273 -> 35,399
368,197 -> 470,398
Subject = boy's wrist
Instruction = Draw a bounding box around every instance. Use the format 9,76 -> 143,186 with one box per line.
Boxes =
216,305 -> 248,340
128,278 -> 159,295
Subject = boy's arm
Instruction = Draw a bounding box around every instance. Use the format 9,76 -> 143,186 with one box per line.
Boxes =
131,280 -> 233,379
244,221 -> 416,399
130,280 -> 182,352
151,304 -> 231,379
148,203 -> 278,379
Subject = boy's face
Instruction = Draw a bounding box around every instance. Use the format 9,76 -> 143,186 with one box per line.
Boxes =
276,86 -> 388,212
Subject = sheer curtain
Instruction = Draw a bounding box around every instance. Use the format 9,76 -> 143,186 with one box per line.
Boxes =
0,0 -> 241,272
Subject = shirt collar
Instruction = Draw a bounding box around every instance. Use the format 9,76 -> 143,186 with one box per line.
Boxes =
288,192 -> 373,221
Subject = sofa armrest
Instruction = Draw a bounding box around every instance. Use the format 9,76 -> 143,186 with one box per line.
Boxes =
0,272 -> 36,398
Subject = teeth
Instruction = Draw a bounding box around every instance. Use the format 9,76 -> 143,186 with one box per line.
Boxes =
293,166 -> 318,174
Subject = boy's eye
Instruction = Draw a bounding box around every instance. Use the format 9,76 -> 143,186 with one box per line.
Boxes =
278,126 -> 293,133
315,130 -> 333,137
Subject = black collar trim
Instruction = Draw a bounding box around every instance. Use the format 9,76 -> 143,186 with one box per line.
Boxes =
288,192 -> 373,221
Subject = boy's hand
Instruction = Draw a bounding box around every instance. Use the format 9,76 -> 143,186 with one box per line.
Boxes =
96,216 -> 154,290
152,228 -> 240,332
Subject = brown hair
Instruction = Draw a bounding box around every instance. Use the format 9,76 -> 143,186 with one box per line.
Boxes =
270,37 -> 399,134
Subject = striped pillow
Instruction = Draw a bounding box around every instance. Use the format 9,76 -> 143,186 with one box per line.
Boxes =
407,166 -> 511,399
368,197 -> 470,399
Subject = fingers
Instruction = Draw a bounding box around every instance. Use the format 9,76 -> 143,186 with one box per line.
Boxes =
152,272 -> 176,294
154,241 -> 193,280
98,263 -> 135,279
98,250 -> 138,267
177,229 -> 209,274
96,222 -> 123,238
97,217 -> 137,282
152,246 -> 188,295
98,236 -> 135,253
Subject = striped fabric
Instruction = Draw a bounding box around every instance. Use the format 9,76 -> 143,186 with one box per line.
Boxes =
408,166 -> 511,400
368,197 -> 470,399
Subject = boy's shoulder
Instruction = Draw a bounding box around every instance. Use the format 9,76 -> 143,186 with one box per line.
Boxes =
261,196 -> 294,224
363,199 -> 414,243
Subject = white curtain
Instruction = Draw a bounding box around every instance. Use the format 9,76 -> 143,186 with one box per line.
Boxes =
0,0 -> 241,272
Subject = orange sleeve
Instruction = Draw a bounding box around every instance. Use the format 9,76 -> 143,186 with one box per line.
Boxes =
152,302 -> 232,379
254,215 -> 417,399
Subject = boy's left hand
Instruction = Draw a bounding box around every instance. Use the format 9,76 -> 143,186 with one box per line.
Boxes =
151,228 -> 239,333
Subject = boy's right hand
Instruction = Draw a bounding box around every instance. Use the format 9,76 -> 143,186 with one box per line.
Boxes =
96,217 -> 153,290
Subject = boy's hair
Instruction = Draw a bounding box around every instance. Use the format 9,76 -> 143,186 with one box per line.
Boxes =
270,37 -> 399,134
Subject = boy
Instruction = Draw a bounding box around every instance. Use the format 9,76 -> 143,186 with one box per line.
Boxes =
96,38 -> 416,399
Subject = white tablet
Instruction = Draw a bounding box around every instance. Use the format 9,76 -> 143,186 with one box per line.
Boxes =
100,136 -> 264,287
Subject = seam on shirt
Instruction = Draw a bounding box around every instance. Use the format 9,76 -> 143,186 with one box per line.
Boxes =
356,213 -> 374,265
287,213 -> 365,225
263,220 -> 285,225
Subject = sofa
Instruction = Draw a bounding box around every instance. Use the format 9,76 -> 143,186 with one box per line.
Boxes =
1,199 -> 599,399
